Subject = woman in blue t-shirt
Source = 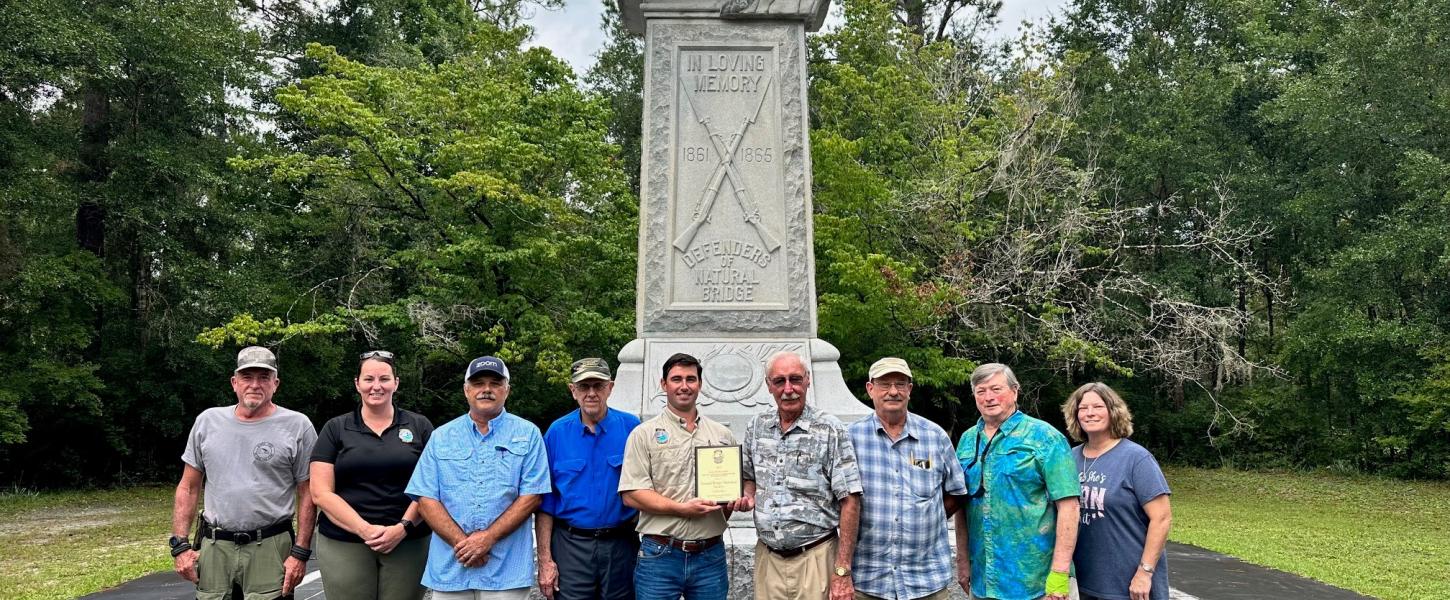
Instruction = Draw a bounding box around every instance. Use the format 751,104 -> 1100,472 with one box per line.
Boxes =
1061,382 -> 1173,600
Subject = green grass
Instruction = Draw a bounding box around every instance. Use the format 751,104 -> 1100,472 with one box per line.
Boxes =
1165,466 -> 1450,600
1,469 -> 1447,599
0,485 -> 174,600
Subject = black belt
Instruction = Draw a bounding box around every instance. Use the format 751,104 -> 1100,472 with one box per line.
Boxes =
764,532 -> 836,558
560,519 -> 637,539
643,534 -> 722,553
198,519 -> 293,545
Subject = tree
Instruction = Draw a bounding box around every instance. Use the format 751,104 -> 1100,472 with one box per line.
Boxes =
585,0 -> 645,195
0,0 -> 268,485
809,0 -> 1269,434
220,26 -> 637,425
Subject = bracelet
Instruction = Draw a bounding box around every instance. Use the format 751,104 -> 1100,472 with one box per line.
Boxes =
170,542 -> 193,558
289,545 -> 312,561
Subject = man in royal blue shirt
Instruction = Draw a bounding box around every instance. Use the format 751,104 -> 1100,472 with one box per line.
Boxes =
535,358 -> 642,600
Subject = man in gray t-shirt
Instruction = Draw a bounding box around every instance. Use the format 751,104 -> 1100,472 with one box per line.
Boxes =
170,346 -> 318,600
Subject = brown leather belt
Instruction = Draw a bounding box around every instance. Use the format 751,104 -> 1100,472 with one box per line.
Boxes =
643,534 -> 723,553
763,532 -> 836,558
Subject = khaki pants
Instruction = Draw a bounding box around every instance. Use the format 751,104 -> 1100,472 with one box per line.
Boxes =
195,532 -> 291,600
754,538 -> 836,600
854,586 -> 953,600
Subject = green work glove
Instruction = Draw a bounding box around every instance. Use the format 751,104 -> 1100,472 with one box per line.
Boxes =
1045,570 -> 1071,597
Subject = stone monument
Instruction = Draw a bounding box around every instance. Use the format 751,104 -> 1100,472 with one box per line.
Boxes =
610,0 -> 871,435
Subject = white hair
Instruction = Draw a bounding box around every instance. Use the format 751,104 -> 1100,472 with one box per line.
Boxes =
764,351 -> 809,379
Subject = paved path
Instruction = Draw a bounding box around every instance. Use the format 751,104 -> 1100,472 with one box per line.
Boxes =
1162,543 -> 1374,600
81,542 -> 1374,600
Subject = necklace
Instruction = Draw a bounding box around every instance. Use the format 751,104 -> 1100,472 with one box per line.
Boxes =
1079,438 -> 1119,481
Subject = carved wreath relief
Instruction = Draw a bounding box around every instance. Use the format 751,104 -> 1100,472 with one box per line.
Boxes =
671,45 -> 786,309
650,342 -> 806,407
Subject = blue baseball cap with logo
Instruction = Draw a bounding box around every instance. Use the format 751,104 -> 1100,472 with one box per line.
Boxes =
464,356 -> 510,383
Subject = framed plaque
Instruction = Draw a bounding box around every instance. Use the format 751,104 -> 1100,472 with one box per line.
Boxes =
694,444 -> 743,504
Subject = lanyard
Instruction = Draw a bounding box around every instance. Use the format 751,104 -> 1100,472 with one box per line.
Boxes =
964,429 -> 997,497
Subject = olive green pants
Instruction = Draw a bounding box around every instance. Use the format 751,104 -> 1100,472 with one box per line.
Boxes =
195,532 -> 291,600
315,533 -> 428,600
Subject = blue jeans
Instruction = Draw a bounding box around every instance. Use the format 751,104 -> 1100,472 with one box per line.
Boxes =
633,537 -> 728,600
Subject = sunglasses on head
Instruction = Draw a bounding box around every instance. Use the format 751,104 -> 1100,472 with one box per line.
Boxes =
360,350 -> 396,362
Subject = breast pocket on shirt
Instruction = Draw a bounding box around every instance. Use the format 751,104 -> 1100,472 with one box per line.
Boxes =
469,440 -> 527,521
647,446 -> 686,484
434,443 -> 475,508
491,443 -> 529,494
608,454 -> 625,475
906,464 -> 941,499
1000,449 -> 1043,488
789,440 -> 825,480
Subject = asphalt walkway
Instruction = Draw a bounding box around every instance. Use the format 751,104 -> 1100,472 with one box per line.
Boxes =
81,542 -> 1375,600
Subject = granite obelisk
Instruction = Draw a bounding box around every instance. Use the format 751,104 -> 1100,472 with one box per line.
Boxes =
611,0 -> 869,433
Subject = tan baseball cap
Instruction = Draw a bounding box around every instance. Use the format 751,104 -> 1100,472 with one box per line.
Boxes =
868,357 -> 912,380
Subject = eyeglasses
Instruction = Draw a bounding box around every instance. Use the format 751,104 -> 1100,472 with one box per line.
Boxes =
572,380 -> 610,392
360,350 -> 396,362
871,380 -> 912,391
768,375 -> 807,387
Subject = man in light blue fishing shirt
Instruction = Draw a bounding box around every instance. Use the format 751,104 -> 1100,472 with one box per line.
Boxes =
407,355 -> 551,600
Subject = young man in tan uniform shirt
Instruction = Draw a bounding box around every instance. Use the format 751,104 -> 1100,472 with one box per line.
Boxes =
618,353 -> 746,600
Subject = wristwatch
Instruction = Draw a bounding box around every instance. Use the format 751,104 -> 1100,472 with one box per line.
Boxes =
834,565 -> 851,577
168,535 -> 192,557
399,517 -> 419,533
1139,562 -> 1155,574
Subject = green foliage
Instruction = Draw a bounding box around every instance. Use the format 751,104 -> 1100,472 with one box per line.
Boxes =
2,0 -> 1449,486
585,0 -> 645,195
228,28 -> 637,425
1056,0 -> 1450,475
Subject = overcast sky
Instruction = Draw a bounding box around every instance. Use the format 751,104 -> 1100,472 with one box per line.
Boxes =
522,0 -> 1073,75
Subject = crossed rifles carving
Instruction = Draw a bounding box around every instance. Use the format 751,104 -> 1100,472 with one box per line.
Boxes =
672,76 -> 782,253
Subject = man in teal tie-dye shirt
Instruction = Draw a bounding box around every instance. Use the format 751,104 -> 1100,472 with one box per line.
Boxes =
954,363 -> 1080,600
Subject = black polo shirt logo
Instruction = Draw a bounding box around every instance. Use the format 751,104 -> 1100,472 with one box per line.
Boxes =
399,428 -> 415,443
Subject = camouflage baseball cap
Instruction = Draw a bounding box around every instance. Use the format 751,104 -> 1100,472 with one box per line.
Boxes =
236,346 -> 278,373
570,358 -> 613,382
868,357 -> 912,380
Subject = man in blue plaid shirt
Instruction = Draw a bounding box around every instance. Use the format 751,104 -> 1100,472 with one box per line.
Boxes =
847,357 -> 969,600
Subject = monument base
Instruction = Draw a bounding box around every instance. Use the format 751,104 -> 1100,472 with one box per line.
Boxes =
611,337 -> 871,435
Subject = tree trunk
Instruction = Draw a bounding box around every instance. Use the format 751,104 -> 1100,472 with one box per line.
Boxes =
899,0 -> 926,38
76,80 -> 110,256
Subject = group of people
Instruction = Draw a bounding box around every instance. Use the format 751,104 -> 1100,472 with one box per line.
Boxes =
170,346 -> 1172,600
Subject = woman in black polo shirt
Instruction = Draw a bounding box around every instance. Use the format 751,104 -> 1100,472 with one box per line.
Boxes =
310,350 -> 434,600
